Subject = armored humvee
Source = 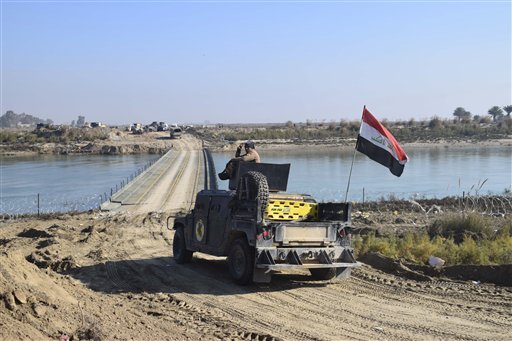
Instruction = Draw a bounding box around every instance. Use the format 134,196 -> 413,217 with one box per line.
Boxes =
172,160 -> 359,284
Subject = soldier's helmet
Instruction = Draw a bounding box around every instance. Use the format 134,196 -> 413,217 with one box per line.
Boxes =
244,140 -> 255,149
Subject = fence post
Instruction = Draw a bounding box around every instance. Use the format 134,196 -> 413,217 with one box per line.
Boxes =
37,193 -> 40,216
362,188 -> 365,206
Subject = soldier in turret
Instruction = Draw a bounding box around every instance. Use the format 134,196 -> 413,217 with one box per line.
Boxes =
218,140 -> 260,180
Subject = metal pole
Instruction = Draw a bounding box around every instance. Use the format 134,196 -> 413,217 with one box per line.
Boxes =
363,187 -> 365,206
37,193 -> 40,216
344,112 -> 364,203
344,148 -> 358,203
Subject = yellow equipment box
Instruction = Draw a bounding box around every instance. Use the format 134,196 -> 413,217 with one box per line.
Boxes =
265,200 -> 318,221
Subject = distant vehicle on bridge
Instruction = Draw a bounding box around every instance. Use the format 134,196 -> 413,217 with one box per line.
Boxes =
170,127 -> 182,139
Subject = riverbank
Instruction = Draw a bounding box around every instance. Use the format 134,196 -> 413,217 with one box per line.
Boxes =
2,127 -> 511,156
206,137 -> 512,153
0,130 -> 174,157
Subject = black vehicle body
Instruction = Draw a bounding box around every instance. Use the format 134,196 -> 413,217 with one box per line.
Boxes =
172,161 -> 359,284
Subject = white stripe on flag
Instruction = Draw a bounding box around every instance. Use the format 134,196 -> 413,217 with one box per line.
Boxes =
359,120 -> 402,163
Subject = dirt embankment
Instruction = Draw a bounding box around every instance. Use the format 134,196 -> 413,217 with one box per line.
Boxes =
0,130 -> 175,156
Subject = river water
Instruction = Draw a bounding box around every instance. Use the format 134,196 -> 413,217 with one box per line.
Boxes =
212,145 -> 511,202
0,154 -> 159,215
1,146 -> 510,215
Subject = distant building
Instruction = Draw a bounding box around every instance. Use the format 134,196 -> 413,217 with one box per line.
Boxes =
77,115 -> 85,127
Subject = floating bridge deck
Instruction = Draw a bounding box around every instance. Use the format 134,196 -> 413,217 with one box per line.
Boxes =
100,148 -> 217,211
100,150 -> 179,211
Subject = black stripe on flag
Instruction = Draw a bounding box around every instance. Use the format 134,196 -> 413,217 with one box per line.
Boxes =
356,135 -> 405,177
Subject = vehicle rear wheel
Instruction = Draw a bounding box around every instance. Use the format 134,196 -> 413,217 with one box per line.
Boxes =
228,238 -> 255,285
309,267 -> 337,280
237,171 -> 269,211
173,227 -> 193,264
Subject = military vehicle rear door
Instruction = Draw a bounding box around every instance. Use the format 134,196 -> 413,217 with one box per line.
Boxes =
206,195 -> 231,249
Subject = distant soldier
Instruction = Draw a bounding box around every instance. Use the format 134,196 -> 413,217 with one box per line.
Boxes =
218,140 -> 260,180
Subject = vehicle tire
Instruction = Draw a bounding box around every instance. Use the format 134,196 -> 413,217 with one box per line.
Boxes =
237,171 -> 269,211
309,267 -> 337,280
228,238 -> 255,285
173,227 -> 193,264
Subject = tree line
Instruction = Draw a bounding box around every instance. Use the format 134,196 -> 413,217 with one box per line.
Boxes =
195,105 -> 512,144
452,105 -> 512,123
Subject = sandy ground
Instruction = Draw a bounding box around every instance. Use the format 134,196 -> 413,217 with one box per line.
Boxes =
1,135 -> 511,340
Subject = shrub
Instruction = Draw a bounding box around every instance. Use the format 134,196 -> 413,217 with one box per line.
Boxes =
23,133 -> 38,144
355,216 -> 512,265
429,117 -> 443,130
0,131 -> 18,143
428,213 -> 494,243
357,233 -> 398,258
455,236 -> 488,264
484,233 -> 512,264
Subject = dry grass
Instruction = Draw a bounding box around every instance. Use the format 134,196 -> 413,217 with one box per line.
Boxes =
354,214 -> 512,265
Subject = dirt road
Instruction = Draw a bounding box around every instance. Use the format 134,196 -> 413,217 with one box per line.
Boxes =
1,135 -> 511,340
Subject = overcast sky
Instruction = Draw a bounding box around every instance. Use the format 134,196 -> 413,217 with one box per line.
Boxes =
1,1 -> 511,125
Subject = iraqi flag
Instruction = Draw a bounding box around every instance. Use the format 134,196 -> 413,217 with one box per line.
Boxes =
356,106 -> 409,177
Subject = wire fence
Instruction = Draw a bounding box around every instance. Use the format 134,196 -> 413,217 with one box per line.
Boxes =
98,157 -> 159,204
355,192 -> 512,217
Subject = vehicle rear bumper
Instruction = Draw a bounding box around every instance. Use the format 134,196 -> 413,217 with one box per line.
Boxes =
256,262 -> 361,270
254,246 -> 360,269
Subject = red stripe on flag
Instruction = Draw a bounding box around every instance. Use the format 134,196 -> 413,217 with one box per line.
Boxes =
361,107 -> 408,162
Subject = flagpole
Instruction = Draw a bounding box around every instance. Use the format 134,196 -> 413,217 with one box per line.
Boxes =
344,106 -> 364,203
344,146 -> 358,203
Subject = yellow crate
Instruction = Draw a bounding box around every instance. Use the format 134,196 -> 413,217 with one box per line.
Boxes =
265,200 -> 318,221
